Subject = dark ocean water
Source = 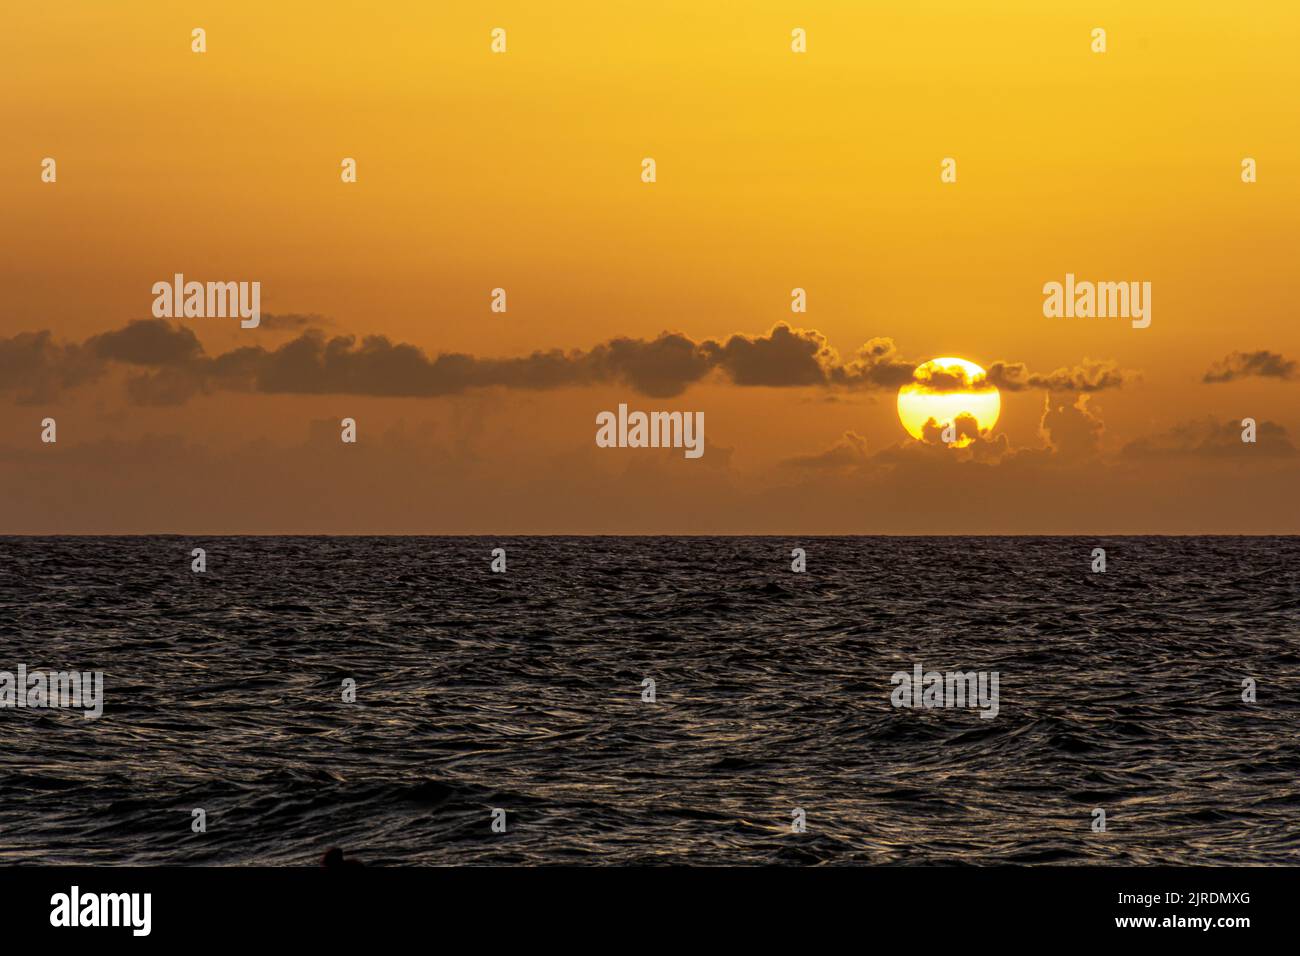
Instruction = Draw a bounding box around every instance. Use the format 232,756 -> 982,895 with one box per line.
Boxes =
0,536 -> 1297,866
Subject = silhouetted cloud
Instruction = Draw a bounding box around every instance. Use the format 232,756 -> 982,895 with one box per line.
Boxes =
911,364 -> 987,392
782,430 -> 869,469
985,359 -> 1133,393
0,320 -> 1136,405
1121,419 -> 1296,458
0,331 -> 104,404
828,337 -> 919,389
87,320 -> 203,366
920,412 -> 982,444
257,312 -> 332,333
1202,350 -> 1299,383
1040,392 -> 1105,459
705,324 -> 835,387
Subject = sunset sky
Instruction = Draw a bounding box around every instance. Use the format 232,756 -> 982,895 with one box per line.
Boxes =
2,1 -> 1298,532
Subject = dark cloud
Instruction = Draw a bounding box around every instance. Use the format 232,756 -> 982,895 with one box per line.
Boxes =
0,330 -> 103,404
829,337 -> 919,389
586,332 -> 714,397
1121,418 -> 1296,458
913,364 -> 985,392
848,354 -> 1134,394
257,312 -> 331,332
920,412 -> 982,444
704,324 -> 835,387
1203,350 -> 1299,383
985,359 -> 1133,393
86,319 -> 203,366
0,320 -> 1135,405
1040,392 -> 1105,459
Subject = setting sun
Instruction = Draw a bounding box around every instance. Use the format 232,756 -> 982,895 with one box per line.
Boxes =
897,357 -> 1001,448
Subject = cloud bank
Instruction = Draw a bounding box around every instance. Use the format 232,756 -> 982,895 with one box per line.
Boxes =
0,319 -> 1137,406
1203,350 -> 1299,384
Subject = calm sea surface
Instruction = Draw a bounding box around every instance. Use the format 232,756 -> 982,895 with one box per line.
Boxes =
1,536 -> 1297,865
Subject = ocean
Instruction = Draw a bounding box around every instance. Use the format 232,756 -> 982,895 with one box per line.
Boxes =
1,535 -> 1297,865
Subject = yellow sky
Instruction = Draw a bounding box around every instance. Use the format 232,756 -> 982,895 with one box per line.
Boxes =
1,2 -> 1297,532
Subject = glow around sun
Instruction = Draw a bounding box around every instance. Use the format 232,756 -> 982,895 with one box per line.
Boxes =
897,357 -> 1000,448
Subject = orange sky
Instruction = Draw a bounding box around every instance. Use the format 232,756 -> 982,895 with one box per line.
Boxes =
2,2 -> 1298,533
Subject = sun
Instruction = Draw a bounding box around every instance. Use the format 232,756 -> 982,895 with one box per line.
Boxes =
897,357 -> 1000,448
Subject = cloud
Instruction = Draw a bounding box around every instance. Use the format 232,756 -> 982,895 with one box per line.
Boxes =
782,430 -> 869,469
0,320 -> 1136,405
257,312 -> 332,333
585,332 -> 716,396
829,337 -> 919,389
4,412 -> 1296,534
0,330 -> 104,404
1040,392 -> 1105,459
1121,418 -> 1296,458
704,324 -> 835,387
911,363 -> 986,392
86,319 -> 204,366
920,412 -> 982,445
1202,350 -> 1299,383
985,359 -> 1134,393
124,367 -> 209,406
882,357 -> 1134,394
